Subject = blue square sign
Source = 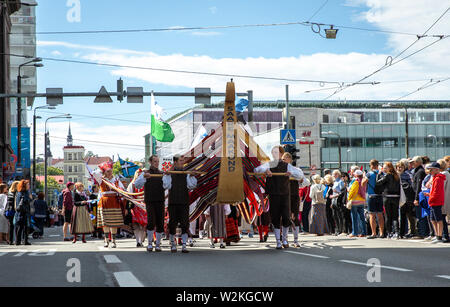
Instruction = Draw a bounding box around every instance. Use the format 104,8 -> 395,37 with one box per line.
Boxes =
280,129 -> 296,145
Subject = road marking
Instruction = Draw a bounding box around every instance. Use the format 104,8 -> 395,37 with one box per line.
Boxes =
284,250 -> 330,259
29,249 -> 57,256
436,275 -> 450,280
0,252 -> 7,257
49,235 -> 61,237
104,255 -> 122,263
13,250 -> 28,257
113,271 -> 144,287
339,260 -> 412,272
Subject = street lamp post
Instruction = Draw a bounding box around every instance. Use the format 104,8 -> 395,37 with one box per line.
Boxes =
32,105 -> 55,191
44,115 -> 71,203
16,58 -> 42,174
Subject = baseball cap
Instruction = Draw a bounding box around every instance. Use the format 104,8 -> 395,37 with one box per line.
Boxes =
354,170 -> 363,176
425,162 -> 441,169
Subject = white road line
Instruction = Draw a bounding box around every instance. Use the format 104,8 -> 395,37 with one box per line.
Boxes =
436,275 -> 450,280
104,255 -> 122,264
339,260 -> 412,272
113,271 -> 144,287
0,252 -> 7,257
29,249 -> 57,256
284,250 -> 330,259
48,235 -> 61,237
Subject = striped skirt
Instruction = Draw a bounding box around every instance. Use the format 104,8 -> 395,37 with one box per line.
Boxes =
97,196 -> 124,228
72,206 -> 94,235
309,203 -> 329,235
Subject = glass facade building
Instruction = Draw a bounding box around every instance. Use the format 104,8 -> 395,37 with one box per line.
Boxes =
321,108 -> 450,171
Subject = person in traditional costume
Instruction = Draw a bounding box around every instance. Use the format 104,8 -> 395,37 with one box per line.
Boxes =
253,146 -> 303,249
309,175 -> 329,236
162,155 -> 197,253
128,169 -> 147,247
281,152 -> 306,247
92,161 -> 125,248
141,155 -> 165,252
204,203 -> 231,248
225,205 -> 241,245
89,185 -> 102,239
71,182 -> 94,243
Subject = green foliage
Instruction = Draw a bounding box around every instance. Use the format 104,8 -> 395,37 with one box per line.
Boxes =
34,163 -> 63,176
36,176 -> 63,193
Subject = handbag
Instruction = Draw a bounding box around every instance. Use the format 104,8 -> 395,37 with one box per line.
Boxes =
399,177 -> 407,208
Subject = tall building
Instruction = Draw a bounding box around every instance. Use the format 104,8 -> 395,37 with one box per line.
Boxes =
9,0 -> 37,127
63,125 -> 86,185
0,0 -> 21,180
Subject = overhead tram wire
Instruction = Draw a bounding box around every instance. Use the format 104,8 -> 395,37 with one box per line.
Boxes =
394,77 -> 450,101
5,53 -> 375,85
35,134 -> 146,149
319,6 -> 450,101
8,20 -> 447,38
307,0 -> 329,22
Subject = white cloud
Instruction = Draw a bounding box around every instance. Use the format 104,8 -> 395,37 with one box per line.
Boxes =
38,0 -> 450,102
33,121 -> 148,162
50,50 -> 62,56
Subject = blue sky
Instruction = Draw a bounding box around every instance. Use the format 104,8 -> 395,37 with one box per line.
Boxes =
29,0 -> 450,160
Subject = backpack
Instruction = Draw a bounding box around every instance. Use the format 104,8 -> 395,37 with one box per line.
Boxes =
373,172 -> 385,195
314,184 -> 326,204
57,192 -> 64,210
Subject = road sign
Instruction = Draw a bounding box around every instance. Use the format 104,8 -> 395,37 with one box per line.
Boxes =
127,87 -> 143,103
280,129 -> 296,145
94,86 -> 113,103
195,88 -> 211,105
46,88 -> 63,106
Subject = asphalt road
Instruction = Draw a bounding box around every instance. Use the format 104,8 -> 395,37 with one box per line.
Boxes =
0,226 -> 449,287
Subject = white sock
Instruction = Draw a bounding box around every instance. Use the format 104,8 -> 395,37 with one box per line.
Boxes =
282,226 -> 289,244
274,228 -> 281,243
147,230 -> 154,246
294,226 -> 299,242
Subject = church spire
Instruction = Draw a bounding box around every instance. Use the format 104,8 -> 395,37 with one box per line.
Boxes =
67,123 -> 73,146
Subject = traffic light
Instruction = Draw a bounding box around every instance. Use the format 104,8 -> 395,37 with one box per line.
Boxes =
283,144 -> 300,166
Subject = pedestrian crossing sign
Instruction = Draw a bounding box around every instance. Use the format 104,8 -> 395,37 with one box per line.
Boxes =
280,129 -> 296,144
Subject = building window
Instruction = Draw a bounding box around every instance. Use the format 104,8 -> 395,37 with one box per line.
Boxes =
418,112 -> 434,122
436,112 -> 450,122
362,112 -> 379,122
68,153 -> 72,161
68,166 -> 72,173
381,112 -> 397,122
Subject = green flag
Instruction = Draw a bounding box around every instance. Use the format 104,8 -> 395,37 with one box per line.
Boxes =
151,93 -> 174,142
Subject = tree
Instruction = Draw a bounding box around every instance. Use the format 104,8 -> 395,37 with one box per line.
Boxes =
36,176 -> 63,194
34,164 -> 63,176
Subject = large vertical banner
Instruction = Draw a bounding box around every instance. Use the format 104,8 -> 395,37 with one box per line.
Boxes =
11,127 -> 31,170
216,82 -> 244,203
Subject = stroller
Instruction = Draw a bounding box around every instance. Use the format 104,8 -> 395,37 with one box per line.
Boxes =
28,216 -> 41,239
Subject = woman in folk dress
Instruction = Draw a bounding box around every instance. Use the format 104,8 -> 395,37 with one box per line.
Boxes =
71,182 -> 94,243
127,169 -> 147,247
92,162 -> 125,248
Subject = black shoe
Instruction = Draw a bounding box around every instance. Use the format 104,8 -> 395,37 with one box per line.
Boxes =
136,243 -> 142,247
367,235 -> 377,239
24,242 -> 31,245
263,235 -> 268,242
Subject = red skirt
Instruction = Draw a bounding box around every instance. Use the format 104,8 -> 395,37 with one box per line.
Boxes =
225,217 -> 240,243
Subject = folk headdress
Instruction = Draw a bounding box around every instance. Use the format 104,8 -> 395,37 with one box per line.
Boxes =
98,161 -> 114,173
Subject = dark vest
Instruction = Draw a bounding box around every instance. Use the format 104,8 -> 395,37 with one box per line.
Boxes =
168,172 -> 189,205
144,167 -> 165,203
265,160 -> 289,195
290,179 -> 300,196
